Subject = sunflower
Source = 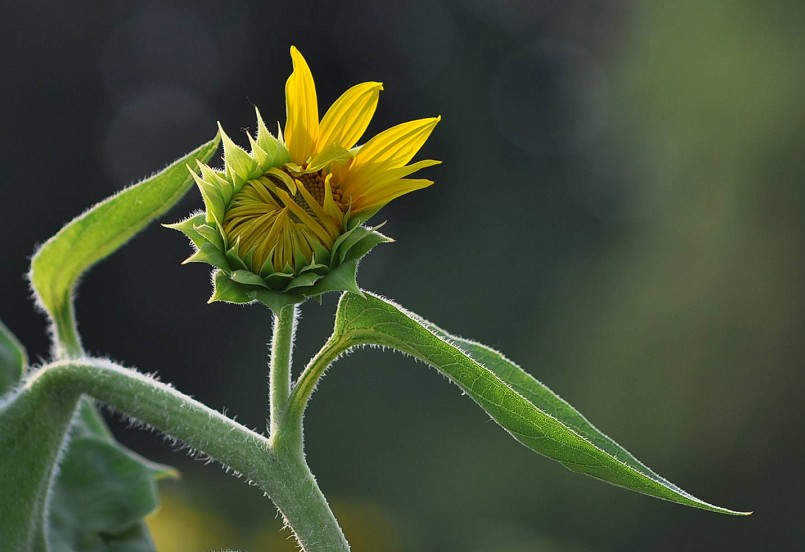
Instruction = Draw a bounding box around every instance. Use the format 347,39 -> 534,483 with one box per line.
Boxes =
170,46 -> 440,311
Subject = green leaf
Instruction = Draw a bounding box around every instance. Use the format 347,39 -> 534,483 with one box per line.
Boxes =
60,400 -> 174,552
307,260 -> 361,296
284,271 -> 322,291
338,226 -> 393,265
231,269 -> 272,288
48,437 -> 163,552
30,135 -> 220,356
333,291 -> 749,516
209,270 -> 254,304
163,212 -> 206,249
0,319 -> 27,395
219,123 -> 260,181
0,373 -> 176,552
184,242 -> 231,271
0,378 -> 82,551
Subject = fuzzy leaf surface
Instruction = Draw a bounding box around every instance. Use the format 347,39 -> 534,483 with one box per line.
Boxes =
333,291 -> 748,515
0,318 -> 27,395
30,135 -> 220,333
48,436 -> 163,552
0,377 -> 81,551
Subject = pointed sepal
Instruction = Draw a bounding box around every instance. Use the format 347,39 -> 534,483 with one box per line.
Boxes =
218,122 -> 260,182
208,270 -> 253,304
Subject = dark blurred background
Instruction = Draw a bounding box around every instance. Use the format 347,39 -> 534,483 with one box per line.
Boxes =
2,1 -> 803,550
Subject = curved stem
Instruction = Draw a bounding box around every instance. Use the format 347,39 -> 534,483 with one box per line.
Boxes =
281,333 -> 350,449
269,303 -> 298,436
52,301 -> 83,359
21,359 -> 349,552
53,300 -> 116,449
30,360 -> 274,480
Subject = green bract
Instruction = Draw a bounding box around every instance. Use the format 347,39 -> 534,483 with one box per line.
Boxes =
167,114 -> 392,312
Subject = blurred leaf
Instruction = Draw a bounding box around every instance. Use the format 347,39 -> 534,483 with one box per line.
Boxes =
0,369 -> 177,552
29,135 -> 220,352
0,376 -> 81,551
0,318 -> 27,395
334,291 -> 749,515
48,436 -> 163,552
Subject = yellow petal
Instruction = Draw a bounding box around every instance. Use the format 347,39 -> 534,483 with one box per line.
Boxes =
284,46 -> 319,164
317,82 -> 383,151
264,168 -> 297,194
348,116 -> 441,184
322,174 -> 344,221
307,142 -> 354,172
294,177 -> 342,237
346,159 -> 441,197
270,184 -> 335,247
351,178 -> 435,214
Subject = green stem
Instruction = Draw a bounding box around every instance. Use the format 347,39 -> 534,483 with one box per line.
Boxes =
267,448 -> 349,552
52,299 -> 116,444
269,303 -> 297,437
32,360 -> 274,485
283,334 -> 349,448
23,359 -> 349,552
53,301 -> 83,359
265,304 -> 349,550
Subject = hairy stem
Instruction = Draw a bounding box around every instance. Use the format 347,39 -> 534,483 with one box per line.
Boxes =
269,303 -> 297,436
267,448 -> 349,552
265,304 -> 349,550
52,301 -> 83,359
22,359 -> 348,551
31,360 -> 273,481
283,334 -> 349,448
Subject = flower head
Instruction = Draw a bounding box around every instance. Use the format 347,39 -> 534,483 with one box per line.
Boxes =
169,46 -> 440,311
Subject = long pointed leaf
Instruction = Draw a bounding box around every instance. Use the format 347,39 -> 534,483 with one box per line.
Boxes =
333,291 -> 749,515
30,135 -> 220,354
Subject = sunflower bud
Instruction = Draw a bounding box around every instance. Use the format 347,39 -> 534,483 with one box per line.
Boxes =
169,46 -> 440,311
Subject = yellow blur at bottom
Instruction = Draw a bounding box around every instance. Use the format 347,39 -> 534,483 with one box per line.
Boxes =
147,493 -> 239,551
147,490 -> 404,551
